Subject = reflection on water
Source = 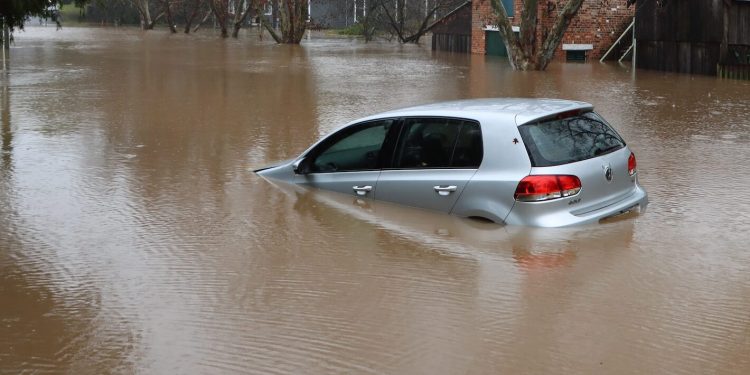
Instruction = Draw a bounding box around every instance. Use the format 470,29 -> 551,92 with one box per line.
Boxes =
1,83 -> 11,173
1,26 -> 749,374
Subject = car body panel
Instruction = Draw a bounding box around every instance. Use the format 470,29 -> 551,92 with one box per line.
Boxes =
375,169 -> 477,212
450,115 -> 532,222
255,161 -> 295,182
504,146 -> 646,227
505,183 -> 647,227
295,171 -> 381,197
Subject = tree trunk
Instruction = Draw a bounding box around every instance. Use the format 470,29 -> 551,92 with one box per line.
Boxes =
519,0 -> 537,60
137,0 -> 154,29
2,18 -> 9,71
256,1 -> 282,42
183,13 -> 196,33
182,0 -> 205,33
2,19 -> 9,51
231,0 -> 253,38
277,0 -> 308,43
147,11 -> 165,29
209,0 -> 230,37
271,0 -> 279,29
491,0 -> 584,70
260,16 -> 284,44
192,9 -> 213,32
164,1 -> 177,33
535,0 -> 584,70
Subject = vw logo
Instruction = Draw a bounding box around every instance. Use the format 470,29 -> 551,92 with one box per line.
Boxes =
604,165 -> 613,182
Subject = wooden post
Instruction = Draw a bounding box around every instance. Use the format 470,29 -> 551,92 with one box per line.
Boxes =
633,16 -> 638,70
719,0 -> 730,66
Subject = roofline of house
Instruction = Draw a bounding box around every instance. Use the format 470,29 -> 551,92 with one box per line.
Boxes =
425,0 -> 472,33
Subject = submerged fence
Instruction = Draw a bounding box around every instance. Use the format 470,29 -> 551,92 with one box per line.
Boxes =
717,64 -> 750,80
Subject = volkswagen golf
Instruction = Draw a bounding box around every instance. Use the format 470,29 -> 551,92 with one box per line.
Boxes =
254,98 -> 648,227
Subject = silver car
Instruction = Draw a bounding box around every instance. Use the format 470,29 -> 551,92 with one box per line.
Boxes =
255,98 -> 648,227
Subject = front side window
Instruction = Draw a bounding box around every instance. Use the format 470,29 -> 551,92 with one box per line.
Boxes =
518,112 -> 625,167
393,118 -> 482,169
311,120 -> 393,173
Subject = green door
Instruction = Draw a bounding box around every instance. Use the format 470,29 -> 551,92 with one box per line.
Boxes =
485,31 -> 508,57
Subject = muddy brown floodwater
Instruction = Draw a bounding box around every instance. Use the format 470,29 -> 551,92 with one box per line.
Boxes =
1,26 -> 749,374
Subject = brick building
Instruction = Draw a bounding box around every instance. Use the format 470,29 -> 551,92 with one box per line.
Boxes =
470,0 -> 634,61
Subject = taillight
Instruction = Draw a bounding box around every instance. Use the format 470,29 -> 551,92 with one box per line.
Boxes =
514,175 -> 582,202
628,152 -> 637,176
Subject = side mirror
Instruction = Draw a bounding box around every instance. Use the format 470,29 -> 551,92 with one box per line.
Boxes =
292,158 -> 307,174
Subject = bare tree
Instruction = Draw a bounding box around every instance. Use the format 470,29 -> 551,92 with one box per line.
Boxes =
179,0 -> 207,33
162,0 -> 178,32
357,0 -> 382,42
258,0 -> 307,44
230,0 -> 254,37
208,0 -> 230,37
378,0 -> 464,43
191,6 -> 214,32
130,0 -> 165,29
490,0 -> 585,70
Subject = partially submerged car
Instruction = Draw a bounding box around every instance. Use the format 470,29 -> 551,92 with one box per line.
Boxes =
255,98 -> 648,227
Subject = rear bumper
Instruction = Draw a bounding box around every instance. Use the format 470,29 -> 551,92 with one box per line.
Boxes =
504,184 -> 648,227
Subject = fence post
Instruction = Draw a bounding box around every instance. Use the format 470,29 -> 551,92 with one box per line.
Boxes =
633,16 -> 638,72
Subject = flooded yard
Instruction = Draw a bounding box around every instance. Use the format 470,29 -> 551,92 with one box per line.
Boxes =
1,26 -> 749,374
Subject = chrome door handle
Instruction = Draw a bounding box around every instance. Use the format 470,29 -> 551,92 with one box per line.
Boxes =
352,185 -> 372,196
434,185 -> 457,196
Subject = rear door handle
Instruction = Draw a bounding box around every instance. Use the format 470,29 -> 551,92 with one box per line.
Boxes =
434,185 -> 457,196
352,185 -> 372,196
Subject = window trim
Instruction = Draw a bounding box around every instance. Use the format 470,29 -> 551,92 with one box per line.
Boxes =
303,118 -> 402,174
382,116 -> 484,171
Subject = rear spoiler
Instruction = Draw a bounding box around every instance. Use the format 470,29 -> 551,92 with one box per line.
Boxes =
515,103 -> 594,126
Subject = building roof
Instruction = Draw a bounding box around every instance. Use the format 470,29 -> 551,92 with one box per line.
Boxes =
425,0 -> 472,33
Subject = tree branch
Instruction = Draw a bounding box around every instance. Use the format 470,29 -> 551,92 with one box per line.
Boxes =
192,8 -> 213,32
257,4 -> 281,42
537,0 -> 584,69
379,2 -> 406,43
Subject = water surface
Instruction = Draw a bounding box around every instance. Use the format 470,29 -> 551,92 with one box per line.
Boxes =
1,26 -> 749,374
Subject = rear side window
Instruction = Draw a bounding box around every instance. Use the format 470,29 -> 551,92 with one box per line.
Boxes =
518,112 -> 625,167
393,118 -> 482,169
451,122 -> 483,168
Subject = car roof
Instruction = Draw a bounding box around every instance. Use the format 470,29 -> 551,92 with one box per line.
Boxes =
372,98 -> 593,125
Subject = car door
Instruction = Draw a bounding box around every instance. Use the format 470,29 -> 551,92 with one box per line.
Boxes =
294,119 -> 399,197
375,118 -> 483,213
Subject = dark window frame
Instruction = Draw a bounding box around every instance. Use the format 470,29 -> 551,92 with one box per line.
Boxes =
566,50 -> 587,62
303,118 -> 402,174
383,116 -> 483,170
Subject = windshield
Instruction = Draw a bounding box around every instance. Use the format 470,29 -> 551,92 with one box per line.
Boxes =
518,112 -> 626,167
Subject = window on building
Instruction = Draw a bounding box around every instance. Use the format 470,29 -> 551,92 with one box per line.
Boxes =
502,0 -> 514,16
566,50 -> 587,62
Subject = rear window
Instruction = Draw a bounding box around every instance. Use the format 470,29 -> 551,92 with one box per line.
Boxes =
518,112 -> 625,167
